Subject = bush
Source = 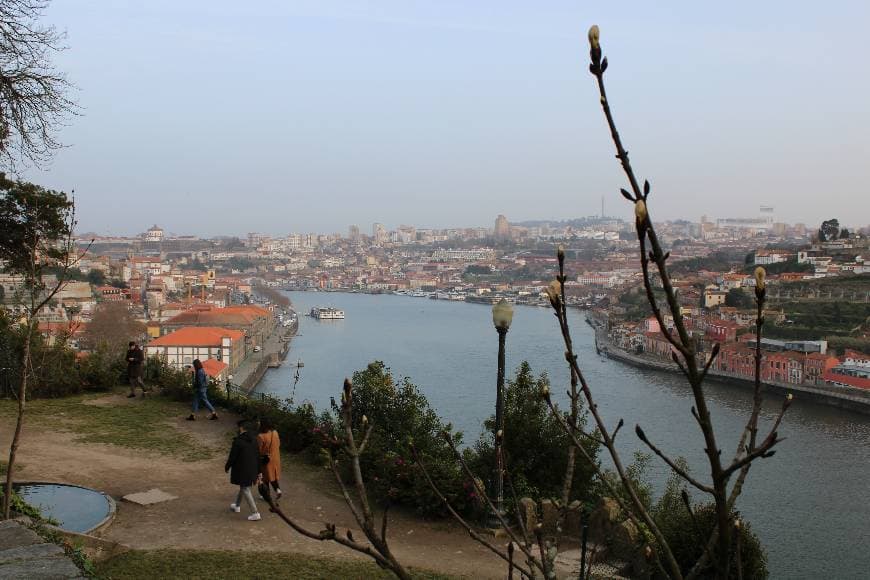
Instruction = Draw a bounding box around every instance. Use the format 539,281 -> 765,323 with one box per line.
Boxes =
471,362 -> 600,506
652,463 -> 768,579
79,342 -> 125,391
226,395 -> 326,455
331,362 -> 476,518
0,311 -> 84,398
591,451 -> 653,514
145,356 -> 192,395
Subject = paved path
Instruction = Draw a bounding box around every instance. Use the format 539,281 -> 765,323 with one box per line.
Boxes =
0,520 -> 83,579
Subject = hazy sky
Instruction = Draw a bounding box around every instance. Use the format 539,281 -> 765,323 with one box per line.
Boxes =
20,0 -> 870,236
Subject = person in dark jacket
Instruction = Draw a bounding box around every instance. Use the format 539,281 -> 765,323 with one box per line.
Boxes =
225,419 -> 261,521
187,359 -> 218,421
126,341 -> 148,398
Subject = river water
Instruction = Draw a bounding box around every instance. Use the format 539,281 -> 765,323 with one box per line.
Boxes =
257,291 -> 870,579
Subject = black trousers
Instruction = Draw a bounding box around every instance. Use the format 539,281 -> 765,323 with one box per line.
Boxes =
258,479 -> 280,501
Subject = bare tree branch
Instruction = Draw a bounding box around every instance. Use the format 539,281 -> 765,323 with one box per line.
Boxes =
0,0 -> 77,169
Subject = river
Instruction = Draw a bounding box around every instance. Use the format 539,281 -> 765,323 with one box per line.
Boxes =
257,291 -> 870,579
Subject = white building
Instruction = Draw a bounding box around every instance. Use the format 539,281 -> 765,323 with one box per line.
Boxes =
144,225 -> 165,243
146,326 -> 245,371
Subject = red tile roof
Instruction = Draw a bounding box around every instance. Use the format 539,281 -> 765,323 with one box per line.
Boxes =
201,358 -> 228,378
164,305 -> 271,327
148,326 -> 244,347
822,371 -> 870,390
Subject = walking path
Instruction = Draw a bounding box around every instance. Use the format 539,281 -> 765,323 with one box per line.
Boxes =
0,520 -> 83,579
0,392 -> 504,579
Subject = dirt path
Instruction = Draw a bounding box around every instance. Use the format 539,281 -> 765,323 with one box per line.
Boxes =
1,393 -> 505,578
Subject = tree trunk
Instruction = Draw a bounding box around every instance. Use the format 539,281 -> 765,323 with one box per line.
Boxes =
2,323 -> 33,519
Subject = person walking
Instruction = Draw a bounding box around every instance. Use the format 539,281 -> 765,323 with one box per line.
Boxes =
257,418 -> 282,501
126,341 -> 148,398
225,420 -> 261,521
187,359 -> 218,421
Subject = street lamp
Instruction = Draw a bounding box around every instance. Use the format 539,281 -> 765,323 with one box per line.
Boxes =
491,298 -> 513,524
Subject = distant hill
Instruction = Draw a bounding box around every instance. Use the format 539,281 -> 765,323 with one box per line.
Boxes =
512,216 -> 626,228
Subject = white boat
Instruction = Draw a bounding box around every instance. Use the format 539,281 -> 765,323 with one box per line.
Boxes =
410,291 -> 428,298
310,307 -> 345,320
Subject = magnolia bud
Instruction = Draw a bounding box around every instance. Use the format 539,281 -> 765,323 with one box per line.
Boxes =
496,429 -> 504,440
588,25 -> 600,49
786,393 -> 793,402
754,267 -> 766,291
734,519 -> 742,530
362,415 -> 368,425
545,280 -> 562,309
542,385 -> 550,397
557,245 -> 565,262
635,199 -> 648,223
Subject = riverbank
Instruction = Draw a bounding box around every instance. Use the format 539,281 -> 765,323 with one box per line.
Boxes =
591,324 -> 870,416
231,317 -> 297,394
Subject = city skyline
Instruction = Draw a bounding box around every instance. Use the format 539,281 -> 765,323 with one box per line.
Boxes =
18,0 -> 870,235
81,207 -> 859,240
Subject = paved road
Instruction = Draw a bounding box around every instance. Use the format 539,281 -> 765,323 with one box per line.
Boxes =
230,321 -> 294,392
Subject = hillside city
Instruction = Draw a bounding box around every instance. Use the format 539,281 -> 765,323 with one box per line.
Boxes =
3,1 -> 870,577
3,210 -> 868,396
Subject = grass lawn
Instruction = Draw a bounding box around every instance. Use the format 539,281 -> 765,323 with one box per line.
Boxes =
95,549 -> 456,580
0,389 -> 216,461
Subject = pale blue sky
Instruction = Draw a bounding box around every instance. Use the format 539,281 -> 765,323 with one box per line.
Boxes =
22,0 -> 870,236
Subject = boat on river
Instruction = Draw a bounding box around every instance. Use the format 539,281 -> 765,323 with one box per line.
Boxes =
310,307 -> 345,320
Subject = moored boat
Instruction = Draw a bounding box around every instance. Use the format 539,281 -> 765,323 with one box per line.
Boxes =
310,306 -> 345,320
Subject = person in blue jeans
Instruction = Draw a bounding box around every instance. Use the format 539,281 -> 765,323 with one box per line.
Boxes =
187,359 -> 218,421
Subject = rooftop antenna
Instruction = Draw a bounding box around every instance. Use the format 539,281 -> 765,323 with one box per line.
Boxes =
601,195 -> 605,219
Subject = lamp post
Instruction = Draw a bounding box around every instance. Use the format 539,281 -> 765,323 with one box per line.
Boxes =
491,298 -> 513,524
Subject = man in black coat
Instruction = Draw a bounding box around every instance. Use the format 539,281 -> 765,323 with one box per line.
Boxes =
126,341 -> 148,398
225,420 -> 261,521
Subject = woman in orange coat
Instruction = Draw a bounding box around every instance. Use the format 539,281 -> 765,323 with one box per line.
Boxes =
257,418 -> 282,500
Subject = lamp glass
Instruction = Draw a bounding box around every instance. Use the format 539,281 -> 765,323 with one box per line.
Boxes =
492,299 -> 514,330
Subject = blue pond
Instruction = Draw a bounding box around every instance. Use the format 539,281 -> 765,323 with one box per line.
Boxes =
15,483 -> 112,533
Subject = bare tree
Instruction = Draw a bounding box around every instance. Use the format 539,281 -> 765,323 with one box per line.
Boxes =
259,25 -> 792,580
80,300 -> 145,356
0,0 -> 74,168
1,176 -> 88,519
266,379 -> 410,579
410,25 -> 792,580
550,25 -> 790,578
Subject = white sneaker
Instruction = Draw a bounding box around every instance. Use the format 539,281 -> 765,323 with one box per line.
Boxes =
248,512 -> 261,521
230,504 -> 241,513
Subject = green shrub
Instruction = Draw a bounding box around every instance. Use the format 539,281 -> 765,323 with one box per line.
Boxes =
652,463 -> 768,579
330,361 -> 476,517
470,362 -> 600,506
591,451 -> 653,514
223,395 -> 326,455
79,342 -> 124,391
0,311 -> 84,398
145,356 -> 192,395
